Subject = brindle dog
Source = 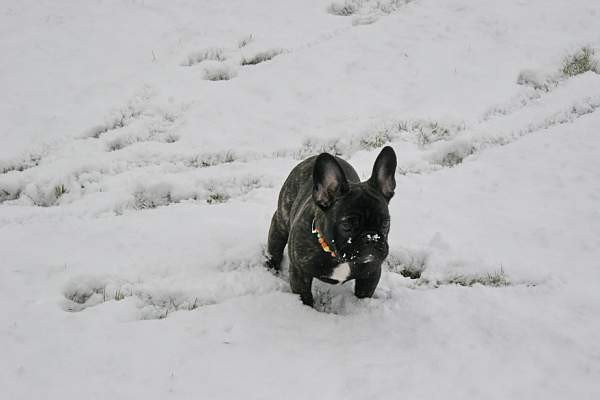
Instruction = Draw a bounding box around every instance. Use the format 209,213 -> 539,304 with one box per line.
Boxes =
266,146 -> 397,306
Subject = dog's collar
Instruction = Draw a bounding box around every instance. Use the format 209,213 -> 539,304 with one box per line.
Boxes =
311,218 -> 337,258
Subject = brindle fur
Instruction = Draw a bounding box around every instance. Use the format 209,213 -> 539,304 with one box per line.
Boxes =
267,147 -> 396,307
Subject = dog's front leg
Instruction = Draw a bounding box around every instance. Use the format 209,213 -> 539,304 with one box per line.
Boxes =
289,264 -> 314,307
354,264 -> 382,299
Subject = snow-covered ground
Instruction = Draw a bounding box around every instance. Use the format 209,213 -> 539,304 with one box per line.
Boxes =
2,0 -> 600,398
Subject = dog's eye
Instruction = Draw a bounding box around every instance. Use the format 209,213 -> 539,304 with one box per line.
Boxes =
381,219 -> 390,230
340,217 -> 358,232
340,221 -> 353,231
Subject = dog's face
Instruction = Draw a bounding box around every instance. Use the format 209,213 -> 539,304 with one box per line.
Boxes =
312,147 -> 396,278
327,187 -> 391,264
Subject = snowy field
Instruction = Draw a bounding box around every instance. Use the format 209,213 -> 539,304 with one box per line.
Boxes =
2,0 -> 600,398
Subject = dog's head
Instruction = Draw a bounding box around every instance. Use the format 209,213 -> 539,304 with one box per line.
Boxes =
312,146 -> 397,277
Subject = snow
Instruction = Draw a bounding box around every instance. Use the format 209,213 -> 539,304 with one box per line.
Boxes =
2,0 -> 600,398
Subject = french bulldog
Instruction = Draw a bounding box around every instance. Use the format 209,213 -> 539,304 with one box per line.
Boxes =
266,146 -> 397,306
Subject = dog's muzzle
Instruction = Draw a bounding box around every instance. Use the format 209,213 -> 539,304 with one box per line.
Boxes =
342,231 -> 388,264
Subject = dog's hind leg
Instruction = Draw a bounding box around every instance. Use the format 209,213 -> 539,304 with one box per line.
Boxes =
266,211 -> 288,271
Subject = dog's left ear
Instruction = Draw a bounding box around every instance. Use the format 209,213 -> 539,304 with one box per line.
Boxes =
368,146 -> 397,201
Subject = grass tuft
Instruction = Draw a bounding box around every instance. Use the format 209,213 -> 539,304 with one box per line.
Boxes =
1,154 -> 42,174
188,150 -> 236,168
384,249 -> 428,279
327,1 -> 361,16
414,122 -> 453,146
206,192 -> 230,204
203,63 -> 237,81
561,46 -> 599,77
114,289 -> 126,301
359,129 -> 394,150
516,69 -> 557,92
107,140 -> 125,152
133,184 -> 173,209
182,48 -> 226,67
54,184 -> 67,199
436,143 -> 476,167
241,49 -> 284,66
164,134 -> 179,143
0,187 -> 21,203
439,150 -> 466,167
447,269 -> 510,287
238,34 -> 255,49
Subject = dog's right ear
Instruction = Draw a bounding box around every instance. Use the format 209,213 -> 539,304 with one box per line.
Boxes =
313,153 -> 349,210
368,146 -> 397,202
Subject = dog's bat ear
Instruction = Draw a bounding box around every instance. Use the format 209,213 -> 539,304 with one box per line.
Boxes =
313,153 -> 349,210
368,146 -> 397,201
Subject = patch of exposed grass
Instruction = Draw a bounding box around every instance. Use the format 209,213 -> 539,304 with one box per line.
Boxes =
20,183 -> 69,207
328,0 -> 408,17
399,268 -> 422,279
1,154 -> 42,174
133,184 -> 173,209
516,69 -> 557,92
54,184 -> 67,199
384,249 -> 428,279
446,269 -> 510,287
64,286 -> 104,305
86,107 -> 143,139
394,120 -> 464,147
114,289 -> 126,301
290,137 -> 345,159
203,176 -> 263,205
203,63 -> 237,81
562,46 -> 599,77
436,144 -> 476,167
359,129 -> 395,150
286,119 -> 464,162
107,139 -> 126,152
182,47 -> 226,67
187,297 -> 202,311
327,1 -> 361,16
241,49 -> 284,66
413,122 -> 454,146
238,34 -> 254,49
439,150 -> 466,167
206,191 -> 230,204
0,187 -> 21,203
187,150 -> 236,168
63,279 -> 211,318
64,282 -> 133,311
164,134 -> 179,143
205,70 -> 233,81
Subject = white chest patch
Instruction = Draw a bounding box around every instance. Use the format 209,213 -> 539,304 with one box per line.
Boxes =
329,263 -> 351,283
